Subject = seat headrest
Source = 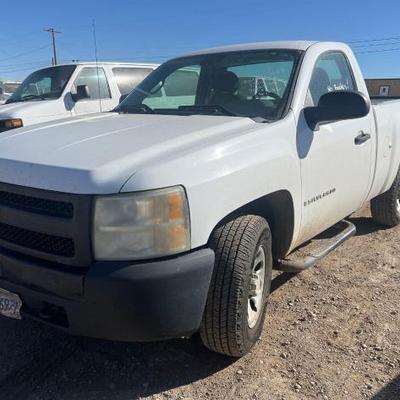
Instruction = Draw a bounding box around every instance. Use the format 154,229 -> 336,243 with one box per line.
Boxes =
210,70 -> 239,94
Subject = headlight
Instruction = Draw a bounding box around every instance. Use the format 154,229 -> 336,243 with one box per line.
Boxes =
93,186 -> 190,260
0,119 -> 23,131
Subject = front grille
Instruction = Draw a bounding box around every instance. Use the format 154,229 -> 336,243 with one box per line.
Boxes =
0,183 -> 92,266
0,190 -> 73,219
0,223 -> 75,257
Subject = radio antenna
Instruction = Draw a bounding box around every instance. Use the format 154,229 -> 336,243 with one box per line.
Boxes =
92,19 -> 103,112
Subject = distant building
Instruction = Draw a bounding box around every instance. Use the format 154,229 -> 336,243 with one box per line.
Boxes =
0,80 -> 21,104
365,79 -> 400,98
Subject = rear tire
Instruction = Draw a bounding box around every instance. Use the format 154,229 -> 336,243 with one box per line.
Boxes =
200,215 -> 272,357
371,168 -> 400,227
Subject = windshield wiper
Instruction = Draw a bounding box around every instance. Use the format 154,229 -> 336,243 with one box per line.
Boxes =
8,94 -> 47,103
117,104 -> 155,114
178,104 -> 237,117
251,116 -> 272,123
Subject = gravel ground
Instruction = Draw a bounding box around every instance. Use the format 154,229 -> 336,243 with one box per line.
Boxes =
0,206 -> 399,400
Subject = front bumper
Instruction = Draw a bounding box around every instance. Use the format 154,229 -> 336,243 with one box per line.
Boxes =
0,248 -> 215,342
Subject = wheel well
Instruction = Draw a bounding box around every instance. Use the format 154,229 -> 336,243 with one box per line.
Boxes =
209,190 -> 294,259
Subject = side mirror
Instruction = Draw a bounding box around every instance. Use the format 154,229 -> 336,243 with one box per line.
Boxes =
119,94 -> 128,104
304,91 -> 370,131
73,85 -> 90,102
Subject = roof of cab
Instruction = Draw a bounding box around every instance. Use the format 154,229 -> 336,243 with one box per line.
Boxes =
41,62 -> 159,69
182,41 -> 316,57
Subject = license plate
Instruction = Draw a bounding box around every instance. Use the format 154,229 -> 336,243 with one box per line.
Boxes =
0,288 -> 22,320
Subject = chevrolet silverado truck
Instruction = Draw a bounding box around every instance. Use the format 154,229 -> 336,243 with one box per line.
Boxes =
0,41 -> 399,357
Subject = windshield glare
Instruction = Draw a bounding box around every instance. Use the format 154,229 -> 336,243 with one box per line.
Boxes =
118,49 -> 302,121
8,65 -> 76,103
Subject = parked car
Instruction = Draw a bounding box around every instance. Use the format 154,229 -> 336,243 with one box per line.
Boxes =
0,41 -> 399,358
0,62 -> 158,130
0,81 -> 21,105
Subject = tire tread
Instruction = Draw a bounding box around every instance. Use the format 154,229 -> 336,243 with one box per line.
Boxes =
200,215 -> 271,357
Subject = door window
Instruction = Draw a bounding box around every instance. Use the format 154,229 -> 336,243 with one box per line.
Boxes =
308,52 -> 356,105
113,67 -> 153,96
72,67 -> 111,100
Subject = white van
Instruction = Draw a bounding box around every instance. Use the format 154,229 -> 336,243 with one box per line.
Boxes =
0,62 -> 158,131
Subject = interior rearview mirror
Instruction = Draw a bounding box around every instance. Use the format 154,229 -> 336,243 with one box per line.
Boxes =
73,85 -> 90,102
304,91 -> 370,131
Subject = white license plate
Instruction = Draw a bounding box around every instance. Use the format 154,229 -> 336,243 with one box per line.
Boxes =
0,288 -> 22,320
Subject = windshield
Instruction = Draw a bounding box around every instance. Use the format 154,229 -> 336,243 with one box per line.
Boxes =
117,49 -> 302,121
8,65 -> 76,103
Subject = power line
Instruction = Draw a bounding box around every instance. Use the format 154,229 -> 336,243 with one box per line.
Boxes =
0,59 -> 51,68
352,40 -> 400,49
0,65 -> 47,74
0,44 -> 50,63
44,28 -> 61,65
355,46 -> 400,55
349,35 -> 400,44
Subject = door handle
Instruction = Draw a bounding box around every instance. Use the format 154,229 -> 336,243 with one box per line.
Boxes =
354,131 -> 371,145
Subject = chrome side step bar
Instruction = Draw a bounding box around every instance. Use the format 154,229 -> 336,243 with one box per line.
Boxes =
276,220 -> 356,273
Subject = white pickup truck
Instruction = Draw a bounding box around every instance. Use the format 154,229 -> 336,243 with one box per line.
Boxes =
0,41 -> 399,357
0,62 -> 158,131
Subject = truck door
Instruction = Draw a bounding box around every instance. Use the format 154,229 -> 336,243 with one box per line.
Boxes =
299,51 -> 373,242
71,67 -> 115,115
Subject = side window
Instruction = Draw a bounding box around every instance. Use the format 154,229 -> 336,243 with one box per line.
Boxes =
143,66 -> 200,109
113,67 -> 153,96
72,67 -> 111,100
308,52 -> 356,105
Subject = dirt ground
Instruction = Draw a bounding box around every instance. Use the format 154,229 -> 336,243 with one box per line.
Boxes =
0,206 -> 399,400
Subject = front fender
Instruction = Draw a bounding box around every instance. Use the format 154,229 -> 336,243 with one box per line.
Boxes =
122,113 -> 302,251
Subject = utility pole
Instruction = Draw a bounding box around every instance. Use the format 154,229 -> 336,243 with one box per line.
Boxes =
44,28 -> 61,65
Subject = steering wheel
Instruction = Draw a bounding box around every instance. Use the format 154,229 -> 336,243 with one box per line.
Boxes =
254,90 -> 281,101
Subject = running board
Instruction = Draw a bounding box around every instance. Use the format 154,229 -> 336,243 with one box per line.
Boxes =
276,220 -> 356,273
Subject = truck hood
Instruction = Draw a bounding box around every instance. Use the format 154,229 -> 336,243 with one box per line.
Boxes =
0,112 -> 255,194
0,99 -> 59,119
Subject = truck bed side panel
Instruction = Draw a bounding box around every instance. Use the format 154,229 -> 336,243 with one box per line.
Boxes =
368,100 -> 400,199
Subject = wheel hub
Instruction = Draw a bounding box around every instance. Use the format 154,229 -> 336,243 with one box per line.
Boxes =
248,245 -> 266,329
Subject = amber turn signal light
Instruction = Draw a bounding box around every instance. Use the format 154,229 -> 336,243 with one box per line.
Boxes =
4,119 -> 23,129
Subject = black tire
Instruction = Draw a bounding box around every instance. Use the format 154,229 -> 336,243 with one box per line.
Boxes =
200,215 -> 272,357
371,168 -> 400,227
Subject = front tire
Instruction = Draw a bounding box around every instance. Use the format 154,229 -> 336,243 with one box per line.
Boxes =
371,168 -> 400,227
200,215 -> 272,357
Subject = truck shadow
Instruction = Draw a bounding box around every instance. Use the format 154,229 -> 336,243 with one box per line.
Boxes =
0,318 -> 235,400
371,374 -> 400,400
348,216 -> 390,237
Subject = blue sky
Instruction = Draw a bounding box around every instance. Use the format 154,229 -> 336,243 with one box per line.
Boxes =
1,0 -> 400,81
